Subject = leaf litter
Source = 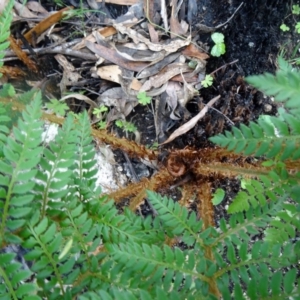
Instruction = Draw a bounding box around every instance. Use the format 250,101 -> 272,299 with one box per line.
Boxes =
4,0 -> 218,145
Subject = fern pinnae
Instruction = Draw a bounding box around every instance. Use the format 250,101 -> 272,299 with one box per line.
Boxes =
0,0 -> 14,73
23,218 -> 67,297
35,114 -> 79,217
106,241 -> 209,296
247,69 -> 300,112
146,191 -> 204,247
0,94 -> 43,244
74,111 -> 97,183
0,252 -> 37,300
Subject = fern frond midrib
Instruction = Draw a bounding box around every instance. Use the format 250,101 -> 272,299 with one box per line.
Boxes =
29,223 -> 65,294
0,264 -> 18,299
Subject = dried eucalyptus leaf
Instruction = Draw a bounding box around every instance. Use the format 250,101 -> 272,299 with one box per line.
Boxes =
161,95 -> 220,144
113,22 -> 191,53
137,52 -> 180,79
114,44 -> 165,62
141,63 -> 191,91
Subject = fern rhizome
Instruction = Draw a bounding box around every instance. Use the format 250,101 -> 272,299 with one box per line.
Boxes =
0,1 -> 299,299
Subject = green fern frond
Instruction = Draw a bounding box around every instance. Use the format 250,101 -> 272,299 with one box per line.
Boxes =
106,242 -> 208,297
146,191 -> 205,247
61,198 -> 99,260
214,204 -> 280,247
216,241 -> 299,299
264,205 -> 299,244
91,199 -> 163,244
74,111 -> 98,183
0,104 -> 10,157
80,286 -> 184,300
0,252 -> 39,299
210,113 -> 300,160
246,67 -> 300,113
0,0 -> 14,73
227,178 -> 288,214
22,214 -> 71,299
0,93 -> 43,245
35,114 -> 78,217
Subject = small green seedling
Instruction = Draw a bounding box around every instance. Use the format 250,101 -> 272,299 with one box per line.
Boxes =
46,99 -> 69,116
296,22 -> 300,33
210,32 -> 226,57
115,120 -> 137,133
97,120 -> 107,129
201,74 -> 214,88
137,91 -> 152,105
280,24 -> 290,32
93,105 -> 108,118
146,141 -> 159,150
212,188 -> 225,206
292,4 -> 300,15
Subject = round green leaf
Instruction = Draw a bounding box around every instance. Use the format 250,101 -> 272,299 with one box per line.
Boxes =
211,32 -> 225,44
212,188 -> 225,206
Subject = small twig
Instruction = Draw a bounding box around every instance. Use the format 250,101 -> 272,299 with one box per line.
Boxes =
209,107 -> 234,125
3,39 -> 97,61
215,2 -> 244,29
210,59 -> 239,76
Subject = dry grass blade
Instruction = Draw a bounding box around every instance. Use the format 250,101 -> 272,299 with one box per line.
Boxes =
161,95 -> 220,144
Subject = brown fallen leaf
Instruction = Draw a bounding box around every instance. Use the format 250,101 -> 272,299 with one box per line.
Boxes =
137,52 -> 180,79
55,54 -> 81,94
73,27 -> 118,50
8,36 -> 38,73
170,73 -> 198,83
114,44 -> 165,62
14,1 -> 38,18
26,1 -> 48,14
130,78 -> 142,91
148,23 -> 159,43
170,0 -> 188,37
96,65 -> 122,84
113,22 -> 191,53
182,44 -> 210,60
85,41 -> 149,72
24,7 -> 72,46
98,87 -> 138,121
141,63 -> 192,91
161,95 -> 220,145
